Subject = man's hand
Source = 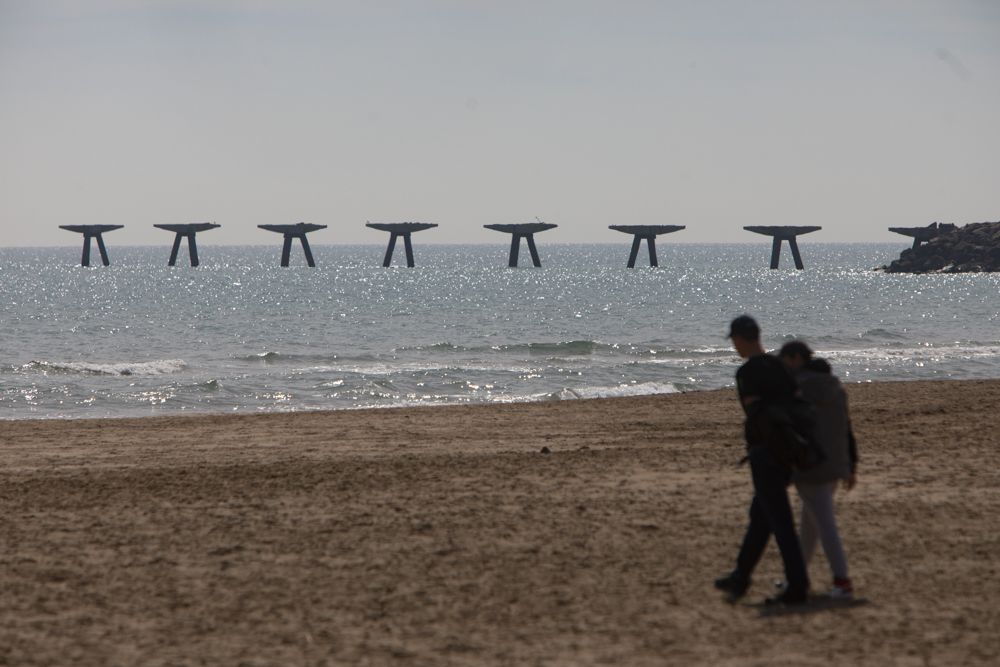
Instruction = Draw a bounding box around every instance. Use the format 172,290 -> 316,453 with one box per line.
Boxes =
844,472 -> 857,491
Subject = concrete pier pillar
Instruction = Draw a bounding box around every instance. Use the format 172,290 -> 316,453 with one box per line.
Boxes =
365,222 -> 438,267
608,225 -> 685,267
59,225 -> 124,266
484,223 -> 558,267
153,223 -> 221,266
258,223 -> 327,267
743,226 -> 821,269
888,222 -> 954,250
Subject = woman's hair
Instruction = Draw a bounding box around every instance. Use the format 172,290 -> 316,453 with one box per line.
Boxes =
806,357 -> 832,374
779,340 -> 813,361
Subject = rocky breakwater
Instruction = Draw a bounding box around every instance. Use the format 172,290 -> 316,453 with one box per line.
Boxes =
882,221 -> 1000,273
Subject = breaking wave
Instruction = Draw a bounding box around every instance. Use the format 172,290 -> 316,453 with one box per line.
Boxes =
24,359 -> 187,377
550,381 -> 680,400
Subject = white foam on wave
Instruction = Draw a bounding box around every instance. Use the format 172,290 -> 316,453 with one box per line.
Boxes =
822,344 -> 1000,364
639,354 -> 737,367
325,382 -> 682,411
27,359 -> 187,376
638,343 -> 1000,369
292,361 -> 540,376
551,381 -> 680,400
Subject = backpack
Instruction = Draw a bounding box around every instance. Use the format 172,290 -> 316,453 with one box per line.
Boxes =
756,398 -> 826,470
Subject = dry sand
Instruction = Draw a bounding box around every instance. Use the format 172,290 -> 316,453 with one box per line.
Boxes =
1,379 -> 998,666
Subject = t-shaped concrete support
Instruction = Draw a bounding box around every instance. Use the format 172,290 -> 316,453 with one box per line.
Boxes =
365,222 -> 438,267
743,226 -> 821,269
258,223 -> 327,266
484,223 -> 558,267
888,222 -> 955,250
609,225 -> 686,267
154,223 -> 221,266
59,225 -> 124,266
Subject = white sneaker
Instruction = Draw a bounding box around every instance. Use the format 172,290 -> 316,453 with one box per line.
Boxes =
829,579 -> 854,600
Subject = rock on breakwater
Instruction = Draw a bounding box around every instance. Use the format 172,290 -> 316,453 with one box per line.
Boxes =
882,221 -> 1000,273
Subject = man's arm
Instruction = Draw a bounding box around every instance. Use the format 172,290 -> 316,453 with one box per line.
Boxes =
845,421 -> 859,490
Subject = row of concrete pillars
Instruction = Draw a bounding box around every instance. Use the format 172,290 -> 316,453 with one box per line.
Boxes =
60,223 -> 329,268
59,223 -> 935,269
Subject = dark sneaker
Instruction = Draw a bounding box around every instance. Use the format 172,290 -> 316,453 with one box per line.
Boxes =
764,587 -> 808,605
714,571 -> 750,600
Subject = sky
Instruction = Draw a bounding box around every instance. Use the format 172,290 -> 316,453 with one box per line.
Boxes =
1,0 -> 998,247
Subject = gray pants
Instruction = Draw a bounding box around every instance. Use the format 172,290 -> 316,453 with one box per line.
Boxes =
795,481 -> 849,581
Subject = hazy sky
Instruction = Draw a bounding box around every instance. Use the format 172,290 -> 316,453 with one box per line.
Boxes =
1,0 -> 998,247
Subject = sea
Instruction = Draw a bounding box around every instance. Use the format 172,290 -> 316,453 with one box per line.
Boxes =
2,243 -> 998,420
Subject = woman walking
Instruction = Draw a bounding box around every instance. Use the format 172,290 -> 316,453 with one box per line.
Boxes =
779,341 -> 858,599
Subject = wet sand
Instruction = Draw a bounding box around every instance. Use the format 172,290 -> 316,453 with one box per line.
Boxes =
1,379 -> 998,666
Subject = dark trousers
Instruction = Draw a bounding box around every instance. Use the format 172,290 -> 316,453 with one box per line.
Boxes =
735,445 -> 809,592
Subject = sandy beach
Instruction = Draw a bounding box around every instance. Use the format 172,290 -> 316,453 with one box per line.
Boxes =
1,379 -> 998,666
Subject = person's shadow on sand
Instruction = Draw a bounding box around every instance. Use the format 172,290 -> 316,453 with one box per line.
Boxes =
748,596 -> 871,618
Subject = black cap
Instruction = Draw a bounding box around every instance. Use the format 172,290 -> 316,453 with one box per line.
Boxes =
727,314 -> 760,341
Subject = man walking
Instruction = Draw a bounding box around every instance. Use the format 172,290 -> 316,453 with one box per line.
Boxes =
715,315 -> 810,604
